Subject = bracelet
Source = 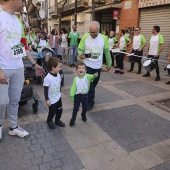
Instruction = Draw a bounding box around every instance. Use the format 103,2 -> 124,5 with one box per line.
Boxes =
32,63 -> 36,67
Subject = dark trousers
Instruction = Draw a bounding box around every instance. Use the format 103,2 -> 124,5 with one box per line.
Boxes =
72,94 -> 88,121
116,50 -> 126,70
86,66 -> 101,106
130,49 -> 143,72
147,55 -> 160,76
47,98 -> 63,122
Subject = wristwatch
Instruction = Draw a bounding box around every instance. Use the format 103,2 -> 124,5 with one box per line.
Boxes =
32,63 -> 36,67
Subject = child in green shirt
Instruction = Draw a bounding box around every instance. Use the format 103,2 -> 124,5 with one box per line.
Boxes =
69,62 -> 98,127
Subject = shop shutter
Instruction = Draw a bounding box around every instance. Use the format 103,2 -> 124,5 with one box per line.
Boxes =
139,6 -> 170,70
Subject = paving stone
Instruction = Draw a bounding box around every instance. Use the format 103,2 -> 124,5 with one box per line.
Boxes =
149,161 -> 170,170
34,150 -> 44,158
39,162 -> 51,170
63,74 -> 75,86
32,157 -> 43,165
24,152 -> 35,160
88,104 -> 170,152
114,81 -> 168,97
51,160 -> 62,168
42,141 -> 52,149
43,155 -> 53,163
62,163 -> 75,170
30,144 -> 41,151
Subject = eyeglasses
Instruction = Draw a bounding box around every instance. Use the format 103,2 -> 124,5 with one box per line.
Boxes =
135,29 -> 140,31
90,32 -> 98,35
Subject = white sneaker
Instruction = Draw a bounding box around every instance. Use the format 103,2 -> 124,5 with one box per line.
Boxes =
8,126 -> 29,138
0,126 -> 2,139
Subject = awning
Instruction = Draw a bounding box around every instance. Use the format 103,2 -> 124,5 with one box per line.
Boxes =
61,16 -> 71,21
85,3 -> 122,13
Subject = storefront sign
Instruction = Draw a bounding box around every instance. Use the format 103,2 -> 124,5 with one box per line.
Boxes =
139,0 -> 170,8
113,10 -> 119,19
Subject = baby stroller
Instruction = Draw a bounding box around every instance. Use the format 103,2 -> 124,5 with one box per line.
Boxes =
38,46 -> 64,86
19,81 -> 38,114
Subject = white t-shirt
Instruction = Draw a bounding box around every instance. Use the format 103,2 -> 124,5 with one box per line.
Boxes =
38,39 -> 46,47
75,75 -> 89,94
119,36 -> 126,50
133,35 -> 141,49
83,34 -> 105,69
43,73 -> 61,104
0,7 -> 24,69
61,34 -> 68,48
108,38 -> 114,49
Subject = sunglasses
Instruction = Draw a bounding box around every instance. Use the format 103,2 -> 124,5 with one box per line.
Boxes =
135,29 -> 140,31
90,32 -> 98,35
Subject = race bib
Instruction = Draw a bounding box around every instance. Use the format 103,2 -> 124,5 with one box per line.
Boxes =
11,44 -> 26,59
89,53 -> 100,62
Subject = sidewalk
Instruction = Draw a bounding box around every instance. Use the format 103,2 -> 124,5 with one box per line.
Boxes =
1,62 -> 170,170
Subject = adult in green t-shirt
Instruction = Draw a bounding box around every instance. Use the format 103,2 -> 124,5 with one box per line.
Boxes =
143,25 -> 164,81
127,27 -> 146,74
68,25 -> 80,67
78,21 -> 112,110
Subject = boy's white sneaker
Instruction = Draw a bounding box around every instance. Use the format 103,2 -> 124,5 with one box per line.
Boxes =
0,126 -> 2,139
9,126 -> 29,138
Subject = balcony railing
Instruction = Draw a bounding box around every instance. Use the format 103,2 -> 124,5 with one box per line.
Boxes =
58,0 -> 88,13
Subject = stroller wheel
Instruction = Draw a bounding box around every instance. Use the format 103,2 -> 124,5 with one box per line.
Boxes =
32,103 -> 38,113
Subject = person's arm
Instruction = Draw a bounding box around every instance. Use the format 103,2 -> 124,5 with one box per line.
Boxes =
86,73 -> 98,82
139,35 -> 147,51
78,34 -> 86,59
44,86 -> 51,107
70,77 -> 77,102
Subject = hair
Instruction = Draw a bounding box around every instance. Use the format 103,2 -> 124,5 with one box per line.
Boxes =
121,29 -> 125,35
103,30 -> 109,36
89,21 -> 100,30
61,27 -> 68,34
51,29 -> 57,35
47,57 -> 62,71
153,25 -> 160,32
76,62 -> 86,70
72,25 -> 76,27
136,27 -> 141,30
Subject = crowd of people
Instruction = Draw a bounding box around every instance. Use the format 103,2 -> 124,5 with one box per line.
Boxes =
0,0 -> 169,140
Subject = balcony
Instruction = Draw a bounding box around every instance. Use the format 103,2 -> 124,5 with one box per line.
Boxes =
58,0 -> 89,14
49,5 -> 58,16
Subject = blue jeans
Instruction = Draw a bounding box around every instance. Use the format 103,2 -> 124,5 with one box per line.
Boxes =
72,94 -> 88,121
52,48 -> 58,56
86,66 -> 101,106
69,46 -> 78,64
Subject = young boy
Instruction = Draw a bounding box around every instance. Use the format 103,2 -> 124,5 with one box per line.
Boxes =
69,63 -> 98,127
43,57 -> 65,129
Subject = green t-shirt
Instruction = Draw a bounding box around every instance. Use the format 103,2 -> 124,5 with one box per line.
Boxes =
68,32 -> 80,46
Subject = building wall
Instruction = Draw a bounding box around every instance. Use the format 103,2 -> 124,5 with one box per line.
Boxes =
119,0 -> 139,30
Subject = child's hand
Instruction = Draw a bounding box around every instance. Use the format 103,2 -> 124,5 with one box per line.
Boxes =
94,72 -> 98,77
46,100 -> 51,107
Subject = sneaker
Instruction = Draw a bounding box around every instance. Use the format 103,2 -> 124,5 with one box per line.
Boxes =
0,126 -> 2,140
47,121 -> 55,129
127,69 -> 133,72
143,73 -> 150,77
119,69 -> 124,74
137,71 -> 141,74
165,81 -> 170,84
155,76 -> 160,81
69,119 -> 75,127
81,114 -> 87,122
114,66 -> 118,68
55,120 -> 65,127
8,126 -> 29,138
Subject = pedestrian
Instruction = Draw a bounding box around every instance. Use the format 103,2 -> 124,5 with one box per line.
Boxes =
0,0 -> 45,139
143,26 -> 164,81
59,28 -> 69,64
43,57 -> 65,129
49,29 -> 59,56
165,51 -> 170,84
127,27 -> 146,74
108,31 -> 118,66
68,25 -> 80,67
102,30 -> 109,64
69,62 -> 98,127
78,21 -> 112,110
115,29 -> 131,74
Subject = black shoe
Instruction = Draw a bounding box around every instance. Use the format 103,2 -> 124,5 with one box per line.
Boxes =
165,81 -> 170,84
143,73 -> 150,77
155,76 -> 160,81
69,119 -> 75,127
137,71 -> 141,74
47,121 -> 55,129
127,69 -> 133,72
72,64 -> 76,67
114,66 -> 118,68
88,104 -> 94,111
81,114 -> 87,122
55,120 -> 65,127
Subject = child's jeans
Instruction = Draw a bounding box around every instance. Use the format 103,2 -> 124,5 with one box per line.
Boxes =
72,94 -> 88,121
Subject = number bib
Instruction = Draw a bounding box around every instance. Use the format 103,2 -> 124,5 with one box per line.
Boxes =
89,53 -> 100,62
11,44 -> 26,59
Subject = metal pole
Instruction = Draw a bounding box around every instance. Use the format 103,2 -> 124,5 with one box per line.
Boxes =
74,0 -> 77,26
91,0 -> 95,21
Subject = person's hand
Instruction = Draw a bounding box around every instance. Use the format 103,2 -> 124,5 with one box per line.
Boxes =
138,48 -> 142,52
0,69 -> 8,84
154,54 -> 159,58
34,64 -> 46,77
79,54 -> 86,60
45,100 -> 51,107
94,72 -> 98,77
106,66 -> 111,72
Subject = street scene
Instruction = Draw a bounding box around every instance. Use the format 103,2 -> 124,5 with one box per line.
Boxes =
0,0 -> 170,170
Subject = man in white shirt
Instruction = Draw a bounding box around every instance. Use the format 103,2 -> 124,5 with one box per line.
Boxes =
0,0 -> 45,139
143,26 -> 164,81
